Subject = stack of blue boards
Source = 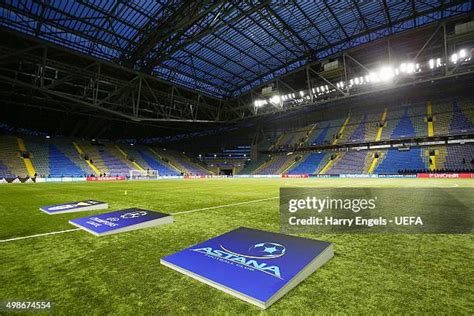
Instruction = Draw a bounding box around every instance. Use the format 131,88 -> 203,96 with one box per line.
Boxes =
69,208 -> 173,236
161,227 -> 333,309
40,200 -> 108,214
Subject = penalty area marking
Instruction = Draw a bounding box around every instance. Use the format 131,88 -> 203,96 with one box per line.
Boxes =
0,196 -> 279,244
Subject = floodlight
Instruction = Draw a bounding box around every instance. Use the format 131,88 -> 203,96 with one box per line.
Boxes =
459,49 -> 467,59
450,53 -> 458,64
406,63 -> 415,74
270,95 -> 281,105
378,66 -> 394,82
429,59 -> 434,69
299,91 -> 304,97
254,100 -> 266,107
369,72 -> 379,83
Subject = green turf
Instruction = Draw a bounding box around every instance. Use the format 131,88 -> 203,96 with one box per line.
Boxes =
0,178 -> 473,314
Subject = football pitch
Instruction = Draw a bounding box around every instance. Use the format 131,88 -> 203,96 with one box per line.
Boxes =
1,178 -> 473,314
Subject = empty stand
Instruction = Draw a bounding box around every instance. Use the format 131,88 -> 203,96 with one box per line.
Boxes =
254,154 -> 292,175
444,144 -> 474,170
239,156 -> 266,175
138,148 -> 180,176
326,151 -> 369,174
48,144 -> 86,177
375,148 -> 427,174
288,153 -> 326,174
450,101 -> 473,133
154,148 -> 210,175
0,135 -> 27,177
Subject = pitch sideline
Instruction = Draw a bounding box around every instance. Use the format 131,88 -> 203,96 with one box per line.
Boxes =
0,196 -> 279,243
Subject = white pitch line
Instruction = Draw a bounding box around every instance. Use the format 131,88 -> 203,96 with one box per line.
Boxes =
0,228 -> 81,243
0,196 -> 279,243
171,196 -> 279,215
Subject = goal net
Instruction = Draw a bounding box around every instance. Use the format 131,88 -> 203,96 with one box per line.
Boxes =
129,169 -> 159,180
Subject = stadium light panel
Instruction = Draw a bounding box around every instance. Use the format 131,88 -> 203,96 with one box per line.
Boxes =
270,95 -> 281,105
299,91 -> 304,97
399,62 -> 415,74
450,53 -> 458,64
378,66 -> 395,82
254,100 -> 267,107
429,59 -> 435,69
369,72 -> 380,83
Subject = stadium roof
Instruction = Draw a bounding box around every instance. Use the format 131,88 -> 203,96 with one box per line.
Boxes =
0,1 -> 472,99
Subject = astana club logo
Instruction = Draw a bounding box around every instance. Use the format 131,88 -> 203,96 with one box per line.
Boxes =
221,242 -> 286,259
192,241 -> 287,279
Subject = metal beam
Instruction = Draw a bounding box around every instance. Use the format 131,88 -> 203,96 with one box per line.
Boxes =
322,1 -> 350,39
231,0 -> 469,96
145,0 -> 271,69
292,0 -> 331,47
382,0 -> 393,31
126,1 -> 221,65
265,6 -> 312,52
308,67 -> 348,96
414,24 -> 442,60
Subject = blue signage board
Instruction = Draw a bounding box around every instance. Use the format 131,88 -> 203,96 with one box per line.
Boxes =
161,227 -> 333,309
40,200 -> 108,214
69,208 -> 173,236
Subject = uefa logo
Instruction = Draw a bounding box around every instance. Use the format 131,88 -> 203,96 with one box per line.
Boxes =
220,242 -> 286,259
121,210 -> 148,219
